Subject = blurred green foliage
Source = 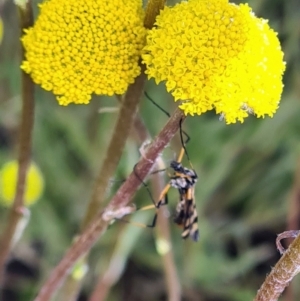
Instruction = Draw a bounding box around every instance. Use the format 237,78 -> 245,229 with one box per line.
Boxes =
0,0 -> 300,300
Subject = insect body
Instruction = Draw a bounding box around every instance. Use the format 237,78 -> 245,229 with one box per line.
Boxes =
136,93 -> 200,241
169,161 -> 197,190
163,160 -> 199,242
174,187 -> 199,241
135,152 -> 200,242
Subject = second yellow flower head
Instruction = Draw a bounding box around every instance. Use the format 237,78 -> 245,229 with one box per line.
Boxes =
143,0 -> 286,124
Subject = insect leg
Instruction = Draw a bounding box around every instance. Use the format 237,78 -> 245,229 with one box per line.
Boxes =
120,192 -> 168,229
144,92 -> 192,166
176,118 -> 197,176
144,91 -> 171,118
133,163 -> 157,207
177,118 -> 192,165
144,92 -> 190,148
133,163 -> 171,208
137,193 -> 169,228
132,163 -> 169,228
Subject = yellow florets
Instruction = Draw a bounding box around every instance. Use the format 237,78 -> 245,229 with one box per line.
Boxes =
142,0 -> 286,124
0,161 -> 44,207
21,0 -> 147,105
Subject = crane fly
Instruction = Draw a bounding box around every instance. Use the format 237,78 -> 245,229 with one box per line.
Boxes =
135,114 -> 200,241
124,93 -> 200,241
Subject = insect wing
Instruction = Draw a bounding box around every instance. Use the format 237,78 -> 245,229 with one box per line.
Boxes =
173,190 -> 186,225
174,188 -> 199,242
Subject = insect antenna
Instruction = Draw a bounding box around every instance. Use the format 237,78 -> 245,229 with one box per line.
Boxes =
144,91 -> 171,118
177,117 -> 195,170
144,92 -> 191,163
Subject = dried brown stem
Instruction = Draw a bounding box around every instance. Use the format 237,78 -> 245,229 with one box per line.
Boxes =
0,1 -> 34,286
254,232 -> 300,301
34,108 -> 185,301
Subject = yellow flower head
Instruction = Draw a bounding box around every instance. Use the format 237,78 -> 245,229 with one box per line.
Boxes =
0,161 -> 44,207
142,0 -> 286,124
21,0 -> 147,105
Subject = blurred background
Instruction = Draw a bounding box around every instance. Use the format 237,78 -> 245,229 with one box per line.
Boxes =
0,0 -> 300,300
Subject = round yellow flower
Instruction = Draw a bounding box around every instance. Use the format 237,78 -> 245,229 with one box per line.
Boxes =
21,0 -> 147,105
142,0 -> 286,124
0,161 -> 44,207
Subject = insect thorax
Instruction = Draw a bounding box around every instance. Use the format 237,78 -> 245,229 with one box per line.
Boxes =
169,161 -> 198,189
170,161 -> 198,179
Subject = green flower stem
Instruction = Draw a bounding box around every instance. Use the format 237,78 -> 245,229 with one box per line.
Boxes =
0,1 -> 34,285
81,69 -> 146,230
144,0 -> 166,28
34,108 -> 186,301
254,233 -> 300,301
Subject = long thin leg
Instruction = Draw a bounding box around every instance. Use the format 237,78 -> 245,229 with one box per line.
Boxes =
120,193 -> 169,229
144,93 -> 194,169
150,168 -> 167,175
178,118 -> 195,169
178,118 -> 190,162
157,184 -> 170,207
144,92 -> 191,155
118,219 -> 157,229
116,203 -> 156,228
133,163 -> 157,207
130,212 -> 158,229
133,163 -> 171,209
144,91 -> 171,118
138,193 -> 169,228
